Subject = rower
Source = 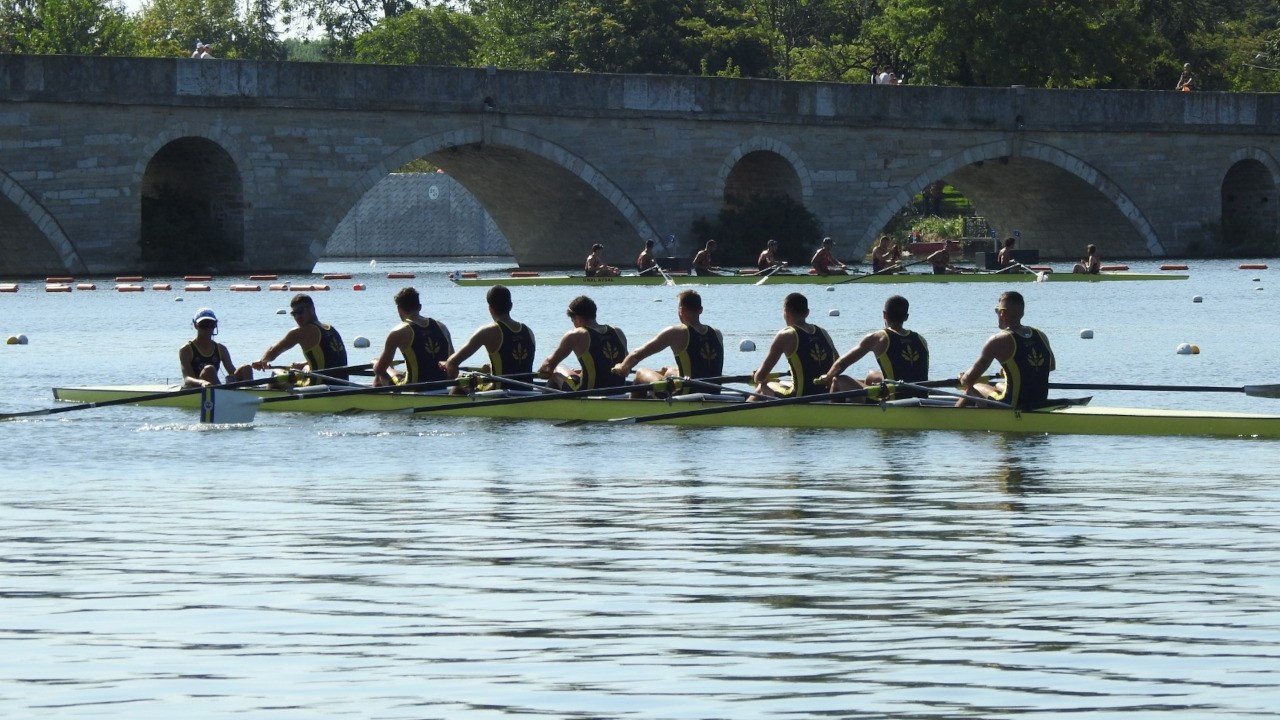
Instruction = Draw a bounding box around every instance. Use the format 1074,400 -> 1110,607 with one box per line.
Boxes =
752,292 -> 838,399
373,287 -> 455,387
996,236 -> 1018,271
585,243 -> 621,277
821,295 -> 929,401
810,237 -> 848,275
957,290 -> 1056,408
691,239 -> 720,276
636,240 -> 659,276
870,235 -> 901,274
1073,243 -> 1101,274
611,289 -> 724,397
440,284 -> 535,391
539,295 -> 629,391
180,308 -> 252,387
756,238 -> 789,273
252,293 -> 349,383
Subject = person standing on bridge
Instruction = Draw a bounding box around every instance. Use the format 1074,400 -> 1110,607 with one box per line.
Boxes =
1176,63 -> 1194,91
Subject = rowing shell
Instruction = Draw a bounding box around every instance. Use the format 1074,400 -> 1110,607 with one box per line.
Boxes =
449,271 -> 1187,287
50,385 -> 1280,438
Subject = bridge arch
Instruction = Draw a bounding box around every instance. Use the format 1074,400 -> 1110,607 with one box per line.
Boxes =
860,140 -> 1165,259
0,170 -> 86,275
326,126 -> 660,266
717,136 -> 814,203
1221,147 -> 1279,252
133,126 -> 254,270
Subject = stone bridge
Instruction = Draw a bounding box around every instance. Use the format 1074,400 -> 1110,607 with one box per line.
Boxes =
1,53 -> 1278,275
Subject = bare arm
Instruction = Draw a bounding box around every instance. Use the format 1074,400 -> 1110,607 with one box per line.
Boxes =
826,331 -> 883,378
441,323 -> 500,376
753,328 -> 795,385
959,333 -> 1011,390
538,329 -> 584,376
373,324 -> 409,386
614,325 -> 680,376
178,344 -> 205,386
252,327 -> 308,370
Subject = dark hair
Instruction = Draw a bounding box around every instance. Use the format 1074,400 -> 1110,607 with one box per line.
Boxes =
884,294 -> 909,323
568,295 -> 597,320
822,237 -> 833,246
289,293 -> 314,309
394,287 -> 421,311
784,292 -> 809,315
645,239 -> 655,248
591,243 -> 604,251
1086,243 -> 1097,254
677,290 -> 702,311
486,284 -> 513,312
1003,236 -> 1017,248
998,290 -> 1026,315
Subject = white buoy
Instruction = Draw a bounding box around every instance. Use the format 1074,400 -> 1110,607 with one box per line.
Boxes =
828,309 -> 840,317
1079,329 -> 1094,339
1192,295 -> 1203,303
353,336 -> 371,349
370,259 -> 377,267
739,339 -> 756,352
1176,343 -> 1200,355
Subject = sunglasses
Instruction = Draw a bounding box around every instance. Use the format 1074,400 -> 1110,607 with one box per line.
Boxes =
290,308 -> 305,317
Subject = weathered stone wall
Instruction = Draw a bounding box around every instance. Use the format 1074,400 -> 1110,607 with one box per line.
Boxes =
1,54 -> 1278,275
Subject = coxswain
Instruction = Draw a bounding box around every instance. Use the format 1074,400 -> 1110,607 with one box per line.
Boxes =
440,284 -> 535,391
821,295 -> 929,401
372,287 -> 454,387
810,237 -> 848,275
1072,243 -> 1101,274
752,292 -> 838,399
957,290 -> 1056,408
539,295 -> 629,391
252,293 -> 349,383
611,289 -> 724,397
180,308 -> 252,387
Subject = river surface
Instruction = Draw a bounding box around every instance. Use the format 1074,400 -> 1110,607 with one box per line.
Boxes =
2,258 -> 1278,718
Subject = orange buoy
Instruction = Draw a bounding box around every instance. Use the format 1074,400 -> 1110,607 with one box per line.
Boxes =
461,272 -> 479,279
151,283 -> 172,291
115,275 -> 144,282
510,271 -> 541,278
45,276 -> 73,283
0,283 -> 18,293
76,283 -> 97,291
229,284 -> 262,292
322,273 -> 352,280
184,283 -> 211,292
386,272 -> 415,279
352,283 -> 366,291
1100,264 -> 1129,272
45,284 -> 72,293
249,274 -> 278,281
116,284 -> 145,292
1239,263 -> 1268,270
291,284 -> 329,291
184,274 -> 212,282
1160,264 -> 1188,271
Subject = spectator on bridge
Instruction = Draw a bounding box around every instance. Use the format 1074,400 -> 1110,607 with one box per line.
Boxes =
1176,63 -> 1194,91
191,42 -> 215,59
585,243 -> 621,277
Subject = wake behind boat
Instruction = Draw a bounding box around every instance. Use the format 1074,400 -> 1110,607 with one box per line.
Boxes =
448,269 -> 1188,286
48,383 -> 1280,438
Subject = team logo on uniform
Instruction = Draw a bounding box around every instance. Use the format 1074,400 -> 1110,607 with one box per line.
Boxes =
700,343 -> 719,362
1027,348 -> 1047,368
808,344 -> 829,363
425,337 -> 442,355
900,345 -> 922,365
511,343 -> 529,362
602,342 -> 622,361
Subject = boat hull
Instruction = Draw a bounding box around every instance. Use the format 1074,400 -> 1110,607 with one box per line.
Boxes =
450,271 -> 1187,286
50,385 -> 1280,438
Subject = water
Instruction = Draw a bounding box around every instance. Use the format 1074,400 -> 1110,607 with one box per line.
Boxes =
2,259 -> 1279,718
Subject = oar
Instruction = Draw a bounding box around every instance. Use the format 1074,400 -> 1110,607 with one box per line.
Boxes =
1048,381 -> 1280,398
1,375 -> 279,421
754,264 -> 785,286
654,262 -> 676,287
1014,262 -> 1048,282
835,257 -> 930,284
407,379 -> 667,415
259,375 -> 467,405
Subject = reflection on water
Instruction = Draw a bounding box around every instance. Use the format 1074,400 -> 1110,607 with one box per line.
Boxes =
2,260 -> 1279,716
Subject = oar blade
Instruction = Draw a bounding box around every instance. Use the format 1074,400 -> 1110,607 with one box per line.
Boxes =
1243,384 -> 1280,398
200,387 -> 262,424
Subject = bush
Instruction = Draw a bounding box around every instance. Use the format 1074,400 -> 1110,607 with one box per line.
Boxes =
691,194 -> 824,265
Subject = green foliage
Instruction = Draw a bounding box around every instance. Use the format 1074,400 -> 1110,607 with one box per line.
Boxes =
133,0 -> 284,60
691,194 -> 823,265
905,215 -> 963,242
0,0 -> 139,55
353,5 -> 480,65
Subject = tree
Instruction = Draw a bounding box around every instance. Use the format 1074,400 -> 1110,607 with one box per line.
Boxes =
133,0 -> 279,60
280,0 -> 416,55
353,5 -> 480,65
0,0 -> 139,55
